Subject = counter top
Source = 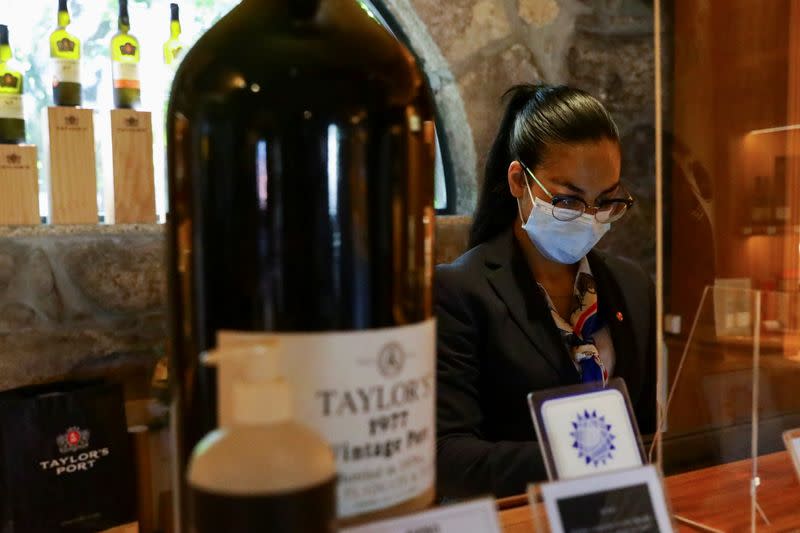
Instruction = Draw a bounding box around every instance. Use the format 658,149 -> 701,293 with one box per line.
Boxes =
499,451 -> 800,532
105,451 -> 800,532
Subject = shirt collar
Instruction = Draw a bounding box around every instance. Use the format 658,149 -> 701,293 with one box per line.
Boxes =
537,257 -> 593,308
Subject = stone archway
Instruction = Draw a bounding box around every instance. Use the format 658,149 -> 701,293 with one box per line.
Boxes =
368,0 -> 479,214
374,0 -> 663,276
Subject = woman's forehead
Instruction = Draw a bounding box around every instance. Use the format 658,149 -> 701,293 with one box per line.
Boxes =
538,139 -> 621,187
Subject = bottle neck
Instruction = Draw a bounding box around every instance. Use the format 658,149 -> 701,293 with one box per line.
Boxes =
57,10 -> 70,29
118,2 -> 130,32
0,27 -> 10,63
240,0 -> 323,19
170,20 -> 181,39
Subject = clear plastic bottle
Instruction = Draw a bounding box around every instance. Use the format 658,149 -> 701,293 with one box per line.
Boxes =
187,347 -> 337,532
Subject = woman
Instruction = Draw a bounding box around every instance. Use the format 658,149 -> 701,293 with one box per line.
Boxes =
435,84 -> 656,499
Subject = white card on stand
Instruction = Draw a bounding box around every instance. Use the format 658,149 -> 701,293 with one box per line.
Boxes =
541,387 -> 642,478
529,379 -> 646,480
783,428 -> 800,482
341,498 -> 501,533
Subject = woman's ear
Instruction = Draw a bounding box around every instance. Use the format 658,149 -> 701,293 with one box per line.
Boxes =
507,161 -> 527,199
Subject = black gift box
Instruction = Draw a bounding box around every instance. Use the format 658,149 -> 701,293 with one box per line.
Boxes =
0,380 -> 136,533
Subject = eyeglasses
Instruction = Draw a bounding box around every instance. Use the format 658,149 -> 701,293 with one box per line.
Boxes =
519,161 -> 634,223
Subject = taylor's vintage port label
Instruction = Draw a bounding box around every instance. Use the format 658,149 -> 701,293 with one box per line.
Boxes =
218,318 -> 436,518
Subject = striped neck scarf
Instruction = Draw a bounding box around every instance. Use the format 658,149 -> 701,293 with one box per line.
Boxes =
539,259 -> 608,385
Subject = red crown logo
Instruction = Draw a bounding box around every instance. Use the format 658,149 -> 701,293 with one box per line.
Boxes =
0,73 -> 18,88
57,426 -> 90,454
57,38 -> 75,53
6,153 -> 21,165
120,42 -> 137,56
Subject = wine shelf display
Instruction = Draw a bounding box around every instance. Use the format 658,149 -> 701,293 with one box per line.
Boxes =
742,224 -> 800,237
0,0 -> 187,226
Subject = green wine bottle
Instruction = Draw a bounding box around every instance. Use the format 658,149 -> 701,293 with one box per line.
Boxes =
0,25 -> 25,144
163,3 -> 183,66
111,0 -> 141,109
50,0 -> 81,107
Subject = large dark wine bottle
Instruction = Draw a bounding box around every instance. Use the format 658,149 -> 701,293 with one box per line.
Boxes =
166,0 -> 436,530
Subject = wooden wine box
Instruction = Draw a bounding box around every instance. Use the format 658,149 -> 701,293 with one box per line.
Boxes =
108,109 -> 156,224
48,106 -> 99,224
0,144 -> 40,225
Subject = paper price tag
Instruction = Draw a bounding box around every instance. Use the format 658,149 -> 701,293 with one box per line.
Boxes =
341,498 -> 501,533
783,429 -> 800,482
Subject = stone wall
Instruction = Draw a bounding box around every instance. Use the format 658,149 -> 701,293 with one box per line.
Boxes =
0,221 -> 473,392
0,226 -> 165,392
388,0 -> 665,275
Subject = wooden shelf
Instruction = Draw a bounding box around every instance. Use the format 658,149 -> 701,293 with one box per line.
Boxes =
741,224 -> 800,236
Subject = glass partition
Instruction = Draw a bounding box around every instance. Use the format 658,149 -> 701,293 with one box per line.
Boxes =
657,284 -> 800,531
661,0 -> 800,476
658,285 -> 761,530
753,287 -> 800,531
660,286 -> 761,474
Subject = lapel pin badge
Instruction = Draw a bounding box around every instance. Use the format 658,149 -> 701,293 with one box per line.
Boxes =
616,311 -> 624,322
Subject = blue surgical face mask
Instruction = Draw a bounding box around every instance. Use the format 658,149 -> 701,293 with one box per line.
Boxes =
518,179 -> 610,265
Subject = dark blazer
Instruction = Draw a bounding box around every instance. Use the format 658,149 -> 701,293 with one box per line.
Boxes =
435,228 -> 656,499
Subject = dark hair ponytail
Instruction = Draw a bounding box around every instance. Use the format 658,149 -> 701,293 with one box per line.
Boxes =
468,84 -> 620,248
